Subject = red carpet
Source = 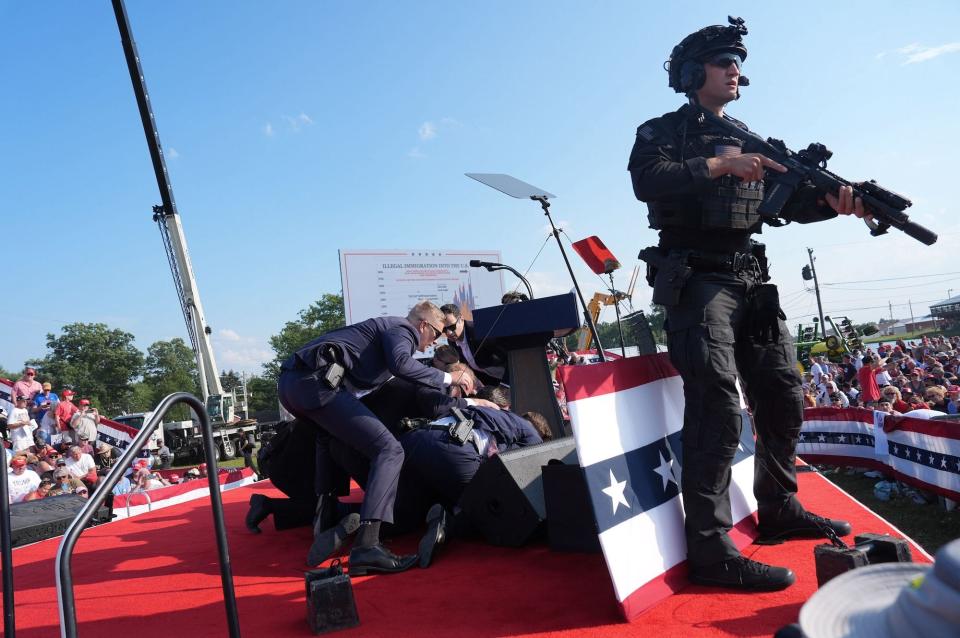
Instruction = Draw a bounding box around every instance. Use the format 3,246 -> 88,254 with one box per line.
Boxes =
2,471 -> 931,637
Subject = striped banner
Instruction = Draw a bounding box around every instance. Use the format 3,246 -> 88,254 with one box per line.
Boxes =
558,353 -> 758,621
111,467 -> 257,520
800,407 -> 960,501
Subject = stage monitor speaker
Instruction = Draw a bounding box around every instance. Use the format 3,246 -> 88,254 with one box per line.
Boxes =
543,462 -> 601,553
623,310 -> 658,355
459,436 -> 577,547
9,494 -> 110,548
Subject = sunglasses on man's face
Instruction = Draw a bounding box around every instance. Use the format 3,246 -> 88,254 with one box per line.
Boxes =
423,321 -> 442,341
706,53 -> 743,69
442,320 -> 460,335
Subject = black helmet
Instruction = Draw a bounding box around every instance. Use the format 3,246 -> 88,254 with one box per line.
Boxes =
666,16 -> 749,94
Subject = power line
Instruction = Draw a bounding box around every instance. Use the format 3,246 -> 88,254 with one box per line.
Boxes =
785,296 -> 946,320
820,270 -> 960,286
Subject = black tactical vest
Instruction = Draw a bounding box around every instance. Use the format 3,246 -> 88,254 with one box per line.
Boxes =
647,112 -> 764,233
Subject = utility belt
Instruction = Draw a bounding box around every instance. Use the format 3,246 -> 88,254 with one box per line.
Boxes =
686,250 -> 762,275
281,343 -> 347,390
638,242 -> 770,306
399,407 -> 476,446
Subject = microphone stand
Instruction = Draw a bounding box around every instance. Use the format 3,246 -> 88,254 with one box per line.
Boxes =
608,273 -> 627,358
532,195 -> 605,362
478,263 -> 534,300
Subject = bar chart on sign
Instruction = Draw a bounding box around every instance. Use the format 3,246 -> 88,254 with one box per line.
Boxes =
339,249 -> 506,325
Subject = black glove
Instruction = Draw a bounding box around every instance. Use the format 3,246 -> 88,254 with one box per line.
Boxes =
748,284 -> 786,343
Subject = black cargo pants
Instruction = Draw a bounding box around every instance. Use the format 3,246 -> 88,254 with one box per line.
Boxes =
665,269 -> 805,568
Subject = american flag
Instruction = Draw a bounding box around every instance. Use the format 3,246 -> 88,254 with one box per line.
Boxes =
558,354 -> 758,620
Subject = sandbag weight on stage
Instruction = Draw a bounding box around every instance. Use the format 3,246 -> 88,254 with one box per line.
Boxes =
814,533 -> 913,586
9,494 -> 111,547
305,561 -> 360,634
459,437 -> 577,547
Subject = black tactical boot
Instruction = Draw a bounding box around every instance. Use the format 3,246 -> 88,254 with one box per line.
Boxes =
756,511 -> 852,545
689,556 -> 796,591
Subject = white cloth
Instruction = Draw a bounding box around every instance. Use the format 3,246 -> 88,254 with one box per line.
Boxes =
7,469 -> 41,503
64,453 -> 96,479
811,362 -> 826,385
902,409 -> 947,420
8,408 -> 37,452
70,411 -> 99,443
875,371 -> 892,387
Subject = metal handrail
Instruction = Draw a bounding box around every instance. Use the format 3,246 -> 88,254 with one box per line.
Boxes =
55,392 -> 240,637
0,446 -> 16,637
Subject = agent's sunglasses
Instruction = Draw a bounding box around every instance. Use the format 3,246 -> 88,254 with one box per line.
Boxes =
423,321 -> 443,340
706,53 -> 742,69
442,319 -> 460,335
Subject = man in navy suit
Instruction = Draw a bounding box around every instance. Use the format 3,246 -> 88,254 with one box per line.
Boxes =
278,300 -> 452,575
439,303 -> 508,387
398,390 -> 552,566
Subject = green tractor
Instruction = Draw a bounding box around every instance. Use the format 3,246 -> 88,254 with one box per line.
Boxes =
795,315 -> 878,370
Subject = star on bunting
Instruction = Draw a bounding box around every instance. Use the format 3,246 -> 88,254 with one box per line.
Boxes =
653,451 -> 679,492
602,469 -> 631,516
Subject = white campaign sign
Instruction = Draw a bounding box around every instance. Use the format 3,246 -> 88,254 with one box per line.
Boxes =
339,249 -> 506,324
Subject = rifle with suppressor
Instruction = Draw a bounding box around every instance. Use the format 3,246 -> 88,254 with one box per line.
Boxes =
699,109 -> 937,246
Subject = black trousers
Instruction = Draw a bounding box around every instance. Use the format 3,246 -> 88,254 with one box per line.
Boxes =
665,270 -> 804,567
279,370 -> 404,524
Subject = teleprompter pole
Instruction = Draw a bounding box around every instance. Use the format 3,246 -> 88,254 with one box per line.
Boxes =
532,196 -> 605,362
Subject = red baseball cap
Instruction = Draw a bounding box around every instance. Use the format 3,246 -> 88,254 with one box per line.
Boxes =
10,457 -> 27,468
62,389 -> 75,397
948,386 -> 960,394
79,399 -> 90,406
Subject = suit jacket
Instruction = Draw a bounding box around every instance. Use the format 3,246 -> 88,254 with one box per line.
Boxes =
449,320 -> 508,386
287,316 -> 446,392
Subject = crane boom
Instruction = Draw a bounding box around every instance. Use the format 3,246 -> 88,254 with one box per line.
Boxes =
112,0 -> 225,406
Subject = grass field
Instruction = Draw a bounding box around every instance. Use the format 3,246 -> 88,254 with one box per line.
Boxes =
820,470 -> 959,555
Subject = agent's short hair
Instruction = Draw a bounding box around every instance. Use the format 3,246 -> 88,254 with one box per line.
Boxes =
432,344 -> 460,367
408,300 -> 444,325
522,411 -> 553,441
476,384 -> 511,409
438,303 -> 461,319
501,291 -> 529,304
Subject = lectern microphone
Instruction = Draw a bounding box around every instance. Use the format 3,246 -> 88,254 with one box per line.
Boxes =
469,259 -> 500,270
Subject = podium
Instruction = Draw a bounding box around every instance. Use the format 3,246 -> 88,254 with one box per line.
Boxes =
472,293 -> 580,438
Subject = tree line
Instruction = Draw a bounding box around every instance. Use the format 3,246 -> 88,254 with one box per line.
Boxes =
1,293 -> 347,420
2,294 -> 664,420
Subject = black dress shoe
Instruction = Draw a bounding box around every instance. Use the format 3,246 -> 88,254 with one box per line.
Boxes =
418,504 -> 447,569
245,494 -> 270,534
312,494 -> 339,538
756,511 -> 852,545
307,513 -> 361,566
348,543 -> 417,576
689,556 -> 796,591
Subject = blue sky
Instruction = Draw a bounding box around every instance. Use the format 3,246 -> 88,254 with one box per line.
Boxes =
3,1 -> 959,374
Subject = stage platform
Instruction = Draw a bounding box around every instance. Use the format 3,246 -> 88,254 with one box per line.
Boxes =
3,470 -> 931,637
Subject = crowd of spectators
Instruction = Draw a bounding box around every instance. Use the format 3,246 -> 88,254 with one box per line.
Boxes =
801,335 -> 960,418
3,366 -> 213,505
801,336 -> 960,511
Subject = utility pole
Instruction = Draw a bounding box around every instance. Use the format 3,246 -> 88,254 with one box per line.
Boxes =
909,300 -> 914,322
889,301 -> 893,322
806,248 -> 826,329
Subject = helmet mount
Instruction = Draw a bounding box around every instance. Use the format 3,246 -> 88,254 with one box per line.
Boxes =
666,16 -> 750,96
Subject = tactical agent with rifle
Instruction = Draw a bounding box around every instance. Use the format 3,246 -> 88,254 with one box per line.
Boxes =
629,16 -> 866,593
